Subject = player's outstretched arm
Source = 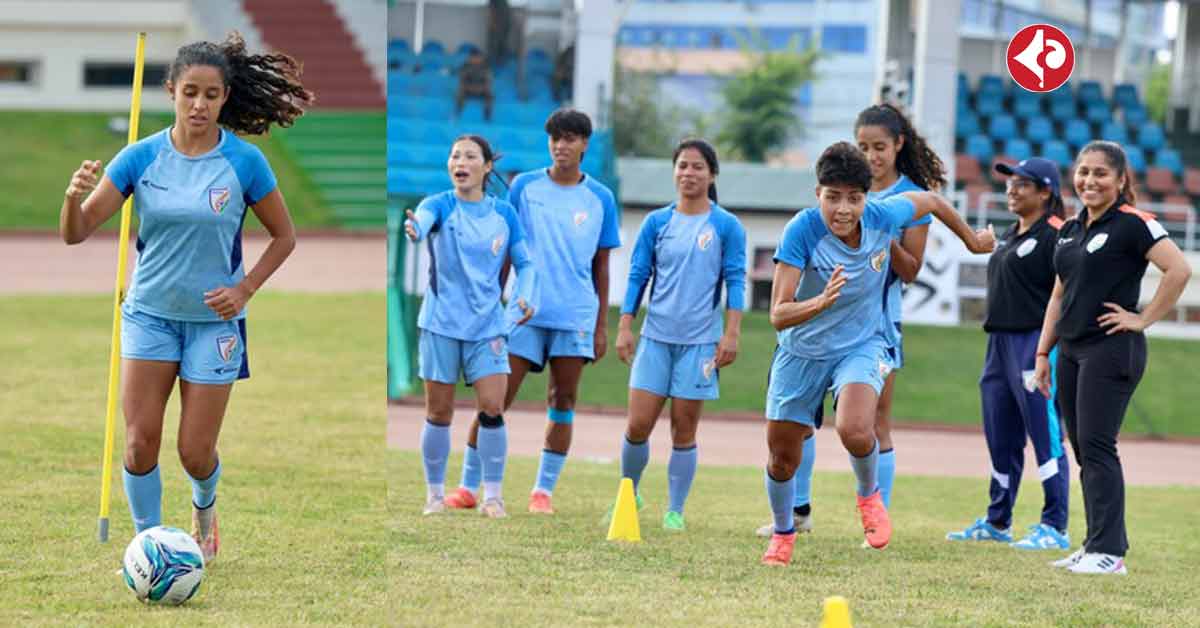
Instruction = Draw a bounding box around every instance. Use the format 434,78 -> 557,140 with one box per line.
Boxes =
768,263 -> 846,331
60,160 -> 125,245
902,191 -> 995,254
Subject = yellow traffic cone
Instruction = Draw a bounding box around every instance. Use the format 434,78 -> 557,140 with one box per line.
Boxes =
818,596 -> 852,628
605,478 -> 642,542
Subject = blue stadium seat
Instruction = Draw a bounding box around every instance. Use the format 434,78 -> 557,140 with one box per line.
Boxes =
1049,99 -> 1077,122
1113,83 -> 1139,109
978,74 -> 1005,98
1063,119 -> 1092,150
1124,146 -> 1147,174
976,93 -> 1003,117
456,42 -> 481,56
1077,81 -> 1103,102
1137,123 -> 1165,151
418,98 -> 454,121
958,72 -> 970,93
415,123 -> 455,145
1156,148 -> 1184,176
1124,105 -> 1148,127
1024,117 -> 1054,145
956,112 -> 980,139
1004,138 -> 1033,162
1042,140 -> 1072,167
988,114 -> 1017,139
423,40 -> 446,55
416,49 -> 449,72
1099,120 -> 1129,144
1084,101 -> 1112,124
389,39 -> 409,53
965,134 -> 994,165
387,117 -> 423,143
1012,96 -> 1042,120
1047,87 -> 1075,106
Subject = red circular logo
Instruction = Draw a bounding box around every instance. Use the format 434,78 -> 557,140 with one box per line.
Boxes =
1006,24 -> 1075,93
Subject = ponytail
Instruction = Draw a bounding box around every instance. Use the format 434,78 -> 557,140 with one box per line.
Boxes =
854,103 -> 947,191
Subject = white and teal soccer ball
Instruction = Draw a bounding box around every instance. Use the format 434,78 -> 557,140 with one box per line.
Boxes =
122,526 -> 205,605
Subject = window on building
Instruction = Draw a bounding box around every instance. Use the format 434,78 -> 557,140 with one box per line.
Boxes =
0,61 -> 35,84
83,62 -> 168,88
821,25 -> 867,54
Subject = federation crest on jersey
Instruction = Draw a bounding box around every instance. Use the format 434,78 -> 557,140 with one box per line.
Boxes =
491,234 -> 505,256
208,187 -> 231,214
573,211 -> 589,227
697,228 -> 714,251
1016,238 -> 1037,258
489,338 -> 505,356
701,358 -> 716,381
1086,233 -> 1109,253
869,248 -> 887,272
215,335 -> 238,362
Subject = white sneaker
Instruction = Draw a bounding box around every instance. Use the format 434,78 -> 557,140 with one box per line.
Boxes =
755,513 -> 813,537
480,497 -> 508,519
1068,552 -> 1127,575
1050,547 -> 1086,568
422,496 -> 446,515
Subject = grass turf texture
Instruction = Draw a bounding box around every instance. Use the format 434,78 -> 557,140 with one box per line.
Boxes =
0,111 -> 333,229
490,308 -> 1200,438
390,451 -> 1200,627
0,293 -> 385,625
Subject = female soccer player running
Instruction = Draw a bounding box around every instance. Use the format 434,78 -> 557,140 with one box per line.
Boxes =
1032,141 -> 1191,575
946,157 -> 1072,550
405,135 -> 536,519
613,139 -> 746,531
60,33 -> 310,561
761,143 -> 995,566
758,103 -> 946,537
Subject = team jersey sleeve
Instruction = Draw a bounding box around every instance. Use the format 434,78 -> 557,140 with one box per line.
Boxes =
774,211 -> 817,270
596,185 -> 622,250
105,140 -> 157,197
506,174 -> 528,215
621,211 -> 661,315
1127,209 -> 1169,257
508,239 -> 536,306
498,200 -> 526,246
410,194 -> 445,241
240,145 -> 278,205
720,213 -> 748,311
875,196 -> 918,232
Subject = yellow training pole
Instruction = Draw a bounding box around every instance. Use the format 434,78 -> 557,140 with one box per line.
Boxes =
98,32 -> 146,543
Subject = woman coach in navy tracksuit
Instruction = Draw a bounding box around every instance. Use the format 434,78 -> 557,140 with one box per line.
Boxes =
947,158 -> 1071,550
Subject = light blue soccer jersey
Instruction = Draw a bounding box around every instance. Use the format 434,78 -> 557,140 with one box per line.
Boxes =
869,174 -> 930,346
773,196 -> 916,360
505,169 -> 621,333
106,128 -> 277,322
411,190 -> 535,341
621,202 -> 747,345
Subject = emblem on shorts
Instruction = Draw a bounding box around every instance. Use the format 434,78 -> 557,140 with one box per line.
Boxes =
1016,239 -> 1037,258
208,187 -> 231,214
216,335 -> 238,362
701,359 -> 715,381
879,360 -> 892,378
869,249 -> 887,272
573,211 -> 588,227
697,228 -> 714,251
1086,233 -> 1108,253
491,234 -> 505,256
490,338 -> 504,355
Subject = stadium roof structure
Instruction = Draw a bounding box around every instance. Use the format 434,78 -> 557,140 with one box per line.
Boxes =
616,157 -> 815,212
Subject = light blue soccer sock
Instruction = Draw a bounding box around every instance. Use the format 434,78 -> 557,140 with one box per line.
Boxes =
877,448 -> 896,509
849,440 -> 880,498
420,420 -> 451,499
123,465 -> 162,533
765,469 -> 796,534
477,414 -> 507,501
459,444 -> 482,493
534,450 -> 567,495
794,435 -> 816,508
667,445 -> 697,514
188,457 -> 221,510
620,436 -> 651,492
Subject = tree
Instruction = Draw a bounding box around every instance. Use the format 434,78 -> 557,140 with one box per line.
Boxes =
611,65 -> 697,158
716,36 -> 820,162
1144,61 -> 1171,125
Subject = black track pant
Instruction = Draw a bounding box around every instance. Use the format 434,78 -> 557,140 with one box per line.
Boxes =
1057,332 -> 1147,557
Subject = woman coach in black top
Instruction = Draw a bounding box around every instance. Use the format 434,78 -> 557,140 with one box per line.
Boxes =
1032,141 -> 1192,575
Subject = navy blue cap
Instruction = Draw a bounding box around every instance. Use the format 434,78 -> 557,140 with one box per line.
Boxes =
995,157 -> 1061,195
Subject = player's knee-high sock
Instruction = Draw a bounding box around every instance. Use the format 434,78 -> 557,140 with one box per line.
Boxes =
420,420 -> 451,500
477,413 -> 507,501
848,440 -> 879,498
765,468 -> 796,534
667,445 -> 697,514
533,450 -> 567,495
793,435 -> 815,508
188,458 -> 221,538
877,448 -> 896,508
123,465 -> 162,533
621,436 -> 650,492
459,445 -> 481,493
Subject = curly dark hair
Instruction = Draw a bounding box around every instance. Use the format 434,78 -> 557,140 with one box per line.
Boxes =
544,108 -> 593,139
855,103 -> 947,192
816,141 -> 872,192
168,31 -> 314,135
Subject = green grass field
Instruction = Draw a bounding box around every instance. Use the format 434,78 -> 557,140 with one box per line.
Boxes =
390,451 -> 1200,627
0,111 -> 333,229
1,293 -> 386,625
495,308 -> 1200,438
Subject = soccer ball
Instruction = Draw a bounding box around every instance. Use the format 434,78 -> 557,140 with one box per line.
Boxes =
122,526 -> 205,605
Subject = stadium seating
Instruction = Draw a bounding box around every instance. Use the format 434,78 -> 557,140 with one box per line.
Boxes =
1156,148 -> 1184,176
